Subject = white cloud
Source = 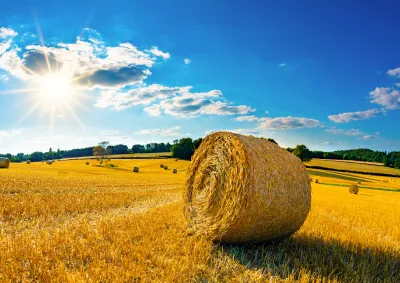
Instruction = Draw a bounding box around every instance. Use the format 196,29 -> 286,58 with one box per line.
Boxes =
0,28 -> 168,87
328,108 -> 381,123
369,87 -> 400,110
258,117 -> 321,130
145,46 -> 170,59
387,67 -> 400,78
0,129 -> 22,138
357,135 -> 379,140
100,130 -> 119,135
184,58 -> 191,65
144,104 -> 162,116
205,128 -> 262,136
325,128 -> 363,136
95,84 -> 186,110
322,142 -> 331,145
158,90 -> 254,118
136,126 -> 182,137
0,74 -> 9,81
235,115 -> 262,122
279,63 -> 286,67
0,27 -> 18,39
0,39 -> 12,55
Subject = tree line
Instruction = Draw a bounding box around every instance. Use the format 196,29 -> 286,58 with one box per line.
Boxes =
1,138 -> 399,169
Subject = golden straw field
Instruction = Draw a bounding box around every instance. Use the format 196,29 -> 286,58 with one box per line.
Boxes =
0,158 -> 399,282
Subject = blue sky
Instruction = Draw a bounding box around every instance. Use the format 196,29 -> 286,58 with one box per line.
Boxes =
0,0 -> 399,154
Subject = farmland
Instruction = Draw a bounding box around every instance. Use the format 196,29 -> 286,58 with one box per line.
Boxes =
0,158 -> 399,282
305,158 -> 400,176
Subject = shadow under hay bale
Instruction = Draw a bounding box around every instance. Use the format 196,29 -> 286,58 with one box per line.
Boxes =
173,168 -> 177,173
218,234 -> 400,282
133,166 -> 139,173
185,132 -> 311,244
0,157 -> 10,169
349,184 -> 359,194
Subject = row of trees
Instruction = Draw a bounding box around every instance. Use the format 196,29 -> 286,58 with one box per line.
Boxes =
1,138 -> 400,169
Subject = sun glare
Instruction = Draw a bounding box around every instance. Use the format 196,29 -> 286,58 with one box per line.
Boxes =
37,73 -> 73,104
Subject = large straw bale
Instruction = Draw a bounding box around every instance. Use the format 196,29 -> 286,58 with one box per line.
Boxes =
349,184 -> 359,194
133,166 -> 139,173
173,168 -> 177,173
160,164 -> 164,168
0,157 -> 10,169
185,132 -> 311,244
86,162 -> 89,165
164,166 -> 168,170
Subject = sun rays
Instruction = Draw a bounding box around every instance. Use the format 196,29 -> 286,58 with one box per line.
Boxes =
0,27 -> 94,129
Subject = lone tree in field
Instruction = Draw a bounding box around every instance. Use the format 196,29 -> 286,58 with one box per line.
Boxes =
93,141 -> 111,165
292,144 -> 313,162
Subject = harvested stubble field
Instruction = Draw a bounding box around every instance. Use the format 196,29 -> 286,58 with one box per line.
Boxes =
306,158 -> 400,176
0,159 -> 399,282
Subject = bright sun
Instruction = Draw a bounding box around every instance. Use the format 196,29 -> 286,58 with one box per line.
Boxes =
37,73 -> 73,104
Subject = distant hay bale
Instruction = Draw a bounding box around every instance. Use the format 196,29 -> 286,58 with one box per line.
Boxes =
315,179 -> 319,184
357,181 -> 361,184
26,160 -> 31,164
46,161 -> 53,165
133,166 -> 139,173
164,166 -> 168,170
175,159 -> 178,161
184,132 -> 311,244
0,157 -> 10,169
309,177 -> 313,182
160,164 -> 164,168
349,184 -> 359,194
173,168 -> 177,173
86,162 -> 89,165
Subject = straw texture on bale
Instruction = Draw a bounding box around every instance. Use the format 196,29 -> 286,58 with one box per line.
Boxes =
0,157 -> 10,169
133,166 -> 139,173
173,168 -> 177,173
160,164 -> 164,168
349,184 -> 359,194
184,132 -> 311,244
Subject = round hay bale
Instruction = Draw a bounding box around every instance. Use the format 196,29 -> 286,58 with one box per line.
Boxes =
349,184 -> 359,194
175,159 -> 178,161
133,166 -> 139,173
184,132 -> 311,244
0,157 -> 10,169
164,166 -> 168,170
315,179 -> 319,184
86,162 -> 89,165
160,164 -> 164,168
46,161 -> 53,165
357,181 -> 361,184
26,160 -> 31,164
173,168 -> 177,173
